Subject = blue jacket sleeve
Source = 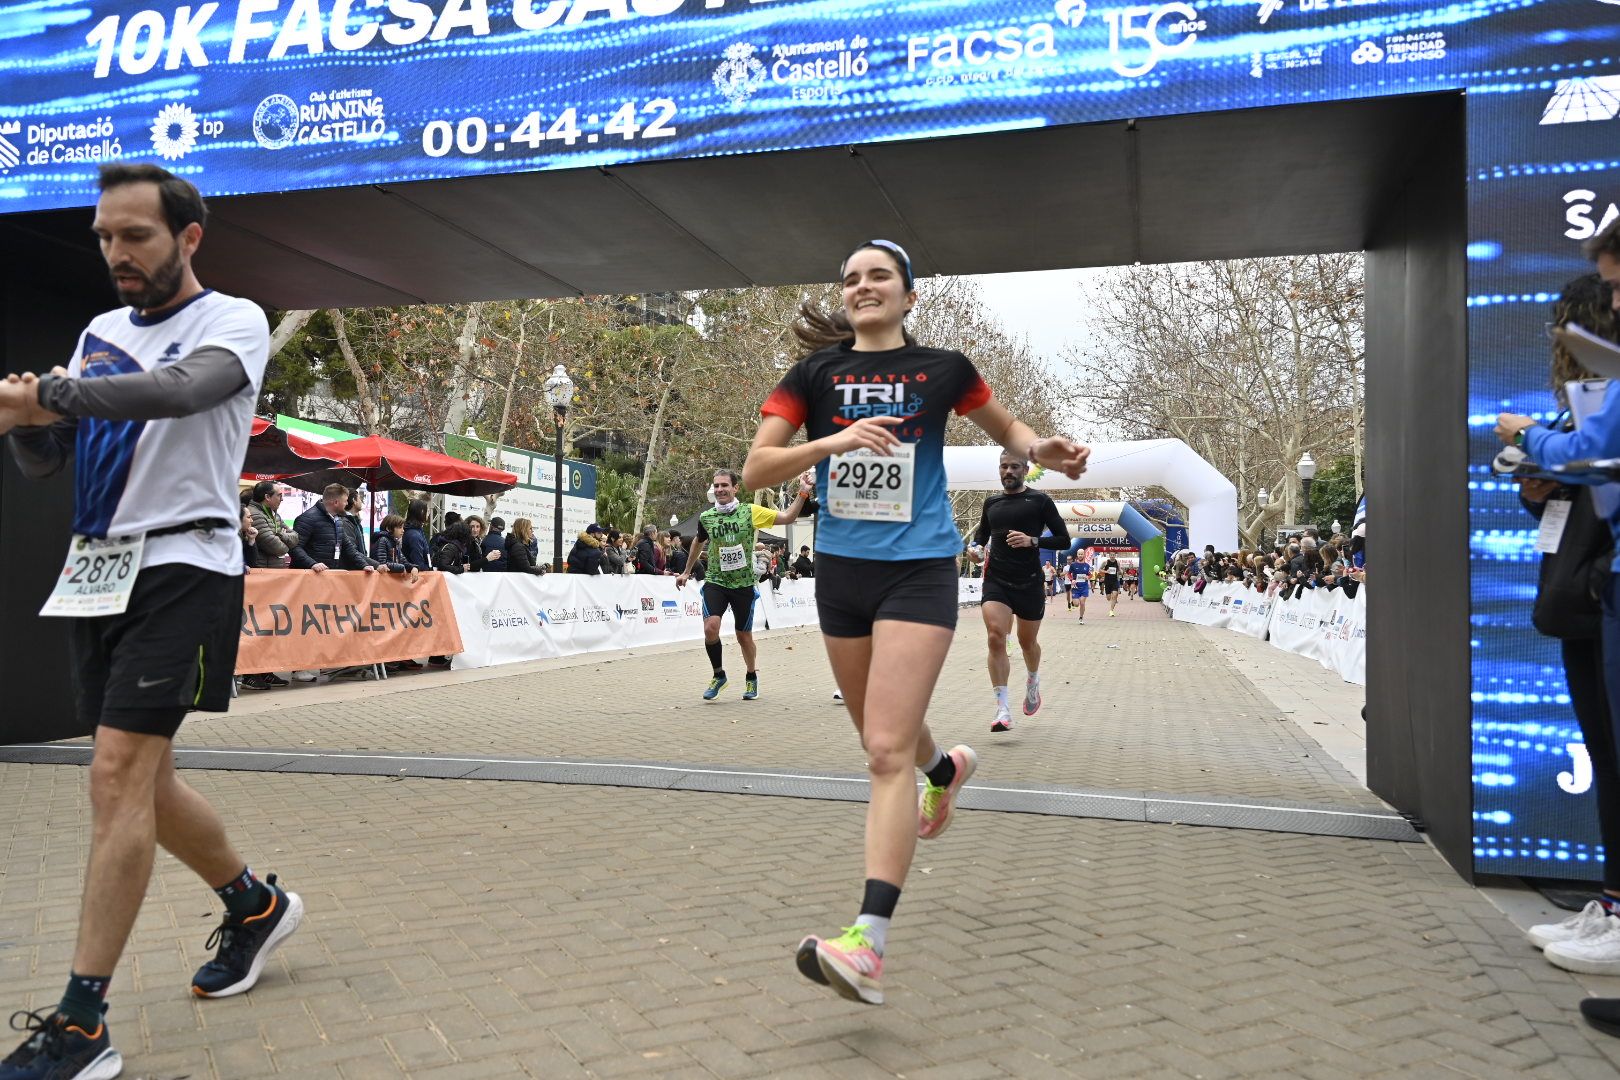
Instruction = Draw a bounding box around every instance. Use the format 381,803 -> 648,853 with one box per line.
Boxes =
1523,399 -> 1620,467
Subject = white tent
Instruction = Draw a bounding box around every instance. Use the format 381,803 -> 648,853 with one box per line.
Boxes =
943,440 -> 1239,553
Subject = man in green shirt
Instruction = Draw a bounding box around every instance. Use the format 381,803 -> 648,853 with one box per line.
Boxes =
677,468 -> 812,700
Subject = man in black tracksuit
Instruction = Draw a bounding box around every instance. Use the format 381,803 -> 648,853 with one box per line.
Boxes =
973,450 -> 1070,732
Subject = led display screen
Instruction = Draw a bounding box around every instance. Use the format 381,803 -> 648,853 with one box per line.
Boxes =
0,0 -> 1576,212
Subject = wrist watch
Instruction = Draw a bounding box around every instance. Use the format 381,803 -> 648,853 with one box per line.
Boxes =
1514,427 -> 1528,447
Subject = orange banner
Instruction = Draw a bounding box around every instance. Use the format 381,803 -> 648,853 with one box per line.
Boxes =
237,569 -> 463,673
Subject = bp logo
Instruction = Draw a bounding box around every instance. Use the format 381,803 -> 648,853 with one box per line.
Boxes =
713,42 -> 767,107
252,94 -> 298,150
149,103 -> 199,161
1027,463 -> 1048,483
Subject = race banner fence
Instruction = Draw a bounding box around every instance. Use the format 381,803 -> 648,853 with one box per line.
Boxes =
1163,582 -> 1366,686
238,569 -> 464,672
239,570 -> 991,674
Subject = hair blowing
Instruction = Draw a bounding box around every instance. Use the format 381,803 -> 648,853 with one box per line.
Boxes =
791,245 -> 918,359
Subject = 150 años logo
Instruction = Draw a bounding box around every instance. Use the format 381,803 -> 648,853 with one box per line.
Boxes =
1102,3 -> 1203,78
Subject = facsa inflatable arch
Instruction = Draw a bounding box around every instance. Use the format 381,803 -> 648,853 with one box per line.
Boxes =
943,440 -> 1239,553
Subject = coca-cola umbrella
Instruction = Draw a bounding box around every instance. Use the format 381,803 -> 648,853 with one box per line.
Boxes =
318,435 -> 519,496
241,417 -> 364,493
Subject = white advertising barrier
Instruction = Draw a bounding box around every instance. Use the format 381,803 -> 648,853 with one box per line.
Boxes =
1166,582 -> 1366,686
759,578 -> 819,629
446,574 -> 734,670
958,577 -> 984,606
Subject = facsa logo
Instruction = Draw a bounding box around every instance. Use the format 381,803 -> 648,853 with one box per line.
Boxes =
1055,0 -> 1088,27
1565,190 -> 1619,241
1542,77 -> 1620,125
906,21 -> 1060,71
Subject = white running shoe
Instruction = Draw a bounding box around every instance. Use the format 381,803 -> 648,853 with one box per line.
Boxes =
1545,919 -> 1620,974
991,708 -> 1012,733
1023,675 -> 1041,717
833,690 -> 844,702
1528,900 -> 1614,950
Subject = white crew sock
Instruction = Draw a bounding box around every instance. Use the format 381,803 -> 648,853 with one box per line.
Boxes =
853,914 -> 890,955
1027,670 -> 1040,688
994,685 -> 1009,710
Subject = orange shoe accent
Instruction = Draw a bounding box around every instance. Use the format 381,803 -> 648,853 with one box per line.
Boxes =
63,1023 -> 102,1038
242,890 -> 280,924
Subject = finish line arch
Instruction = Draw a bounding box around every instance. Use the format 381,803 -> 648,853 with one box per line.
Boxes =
942,442 -> 1237,554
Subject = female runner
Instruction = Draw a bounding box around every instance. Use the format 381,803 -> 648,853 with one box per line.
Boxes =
742,240 -> 1088,1004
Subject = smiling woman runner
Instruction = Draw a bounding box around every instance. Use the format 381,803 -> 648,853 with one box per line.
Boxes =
742,239 -> 1089,1006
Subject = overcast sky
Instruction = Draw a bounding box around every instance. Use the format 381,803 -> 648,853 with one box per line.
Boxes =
967,266 -> 1104,371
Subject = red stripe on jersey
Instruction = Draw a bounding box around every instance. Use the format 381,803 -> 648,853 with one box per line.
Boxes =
761,386 -> 808,428
955,374 -> 992,415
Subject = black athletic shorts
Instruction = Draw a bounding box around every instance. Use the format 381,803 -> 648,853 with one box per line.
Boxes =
702,582 -> 759,633
814,553 -> 958,638
981,575 -> 1047,621
70,563 -> 245,738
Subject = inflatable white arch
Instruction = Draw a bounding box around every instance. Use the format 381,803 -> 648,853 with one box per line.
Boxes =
943,440 -> 1239,553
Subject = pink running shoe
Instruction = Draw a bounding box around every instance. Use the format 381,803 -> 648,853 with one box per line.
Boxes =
918,744 -> 978,840
813,925 -> 884,1005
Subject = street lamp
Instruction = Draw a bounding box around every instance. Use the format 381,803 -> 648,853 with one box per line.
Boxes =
1256,487 -> 1269,551
1331,518 -> 1341,537
543,364 -> 575,572
669,514 -> 678,527
1296,452 -> 1317,530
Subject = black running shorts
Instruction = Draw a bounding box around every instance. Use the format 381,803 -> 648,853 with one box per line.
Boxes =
70,564 -> 245,738
981,575 -> 1047,621
702,582 -> 759,633
814,553 -> 959,638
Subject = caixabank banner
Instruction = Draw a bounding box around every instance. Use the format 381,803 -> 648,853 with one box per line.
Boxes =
2,0 -> 1619,876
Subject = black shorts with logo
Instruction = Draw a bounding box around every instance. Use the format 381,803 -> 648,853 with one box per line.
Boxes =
70,563 -> 245,738
702,582 -> 759,633
815,553 -> 958,638
981,574 -> 1047,621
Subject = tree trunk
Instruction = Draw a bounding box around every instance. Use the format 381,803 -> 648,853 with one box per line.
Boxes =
441,304 -> 485,452
328,309 -> 378,435
482,311 -> 532,519
632,361 -> 673,534
269,309 -> 315,356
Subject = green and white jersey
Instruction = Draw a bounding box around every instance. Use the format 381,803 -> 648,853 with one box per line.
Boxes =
698,503 -> 778,589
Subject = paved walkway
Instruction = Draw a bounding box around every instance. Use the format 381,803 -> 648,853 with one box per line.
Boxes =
4,595 -> 1620,1078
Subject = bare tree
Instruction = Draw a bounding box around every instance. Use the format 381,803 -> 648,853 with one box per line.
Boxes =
1069,255 -> 1363,548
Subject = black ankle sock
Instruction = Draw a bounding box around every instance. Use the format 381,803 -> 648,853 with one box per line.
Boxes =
860,878 -> 902,919
746,670 -> 758,680
705,641 -> 723,674
215,866 -> 270,919
924,750 -> 957,790
59,973 -> 109,1029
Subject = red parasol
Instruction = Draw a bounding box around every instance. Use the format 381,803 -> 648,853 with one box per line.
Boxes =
318,435 -> 519,496
242,418 -> 363,493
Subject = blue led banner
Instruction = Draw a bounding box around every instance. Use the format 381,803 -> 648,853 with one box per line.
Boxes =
0,0 -> 1588,212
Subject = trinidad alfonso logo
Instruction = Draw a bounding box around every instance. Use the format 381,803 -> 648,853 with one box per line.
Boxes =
713,42 -> 768,107
149,103 -> 199,160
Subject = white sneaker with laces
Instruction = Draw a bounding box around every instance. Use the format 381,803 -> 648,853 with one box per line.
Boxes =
1545,919 -> 1620,974
1527,900 -> 1614,949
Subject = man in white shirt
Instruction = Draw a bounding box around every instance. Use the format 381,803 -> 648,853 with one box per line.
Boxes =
0,164 -> 302,1080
